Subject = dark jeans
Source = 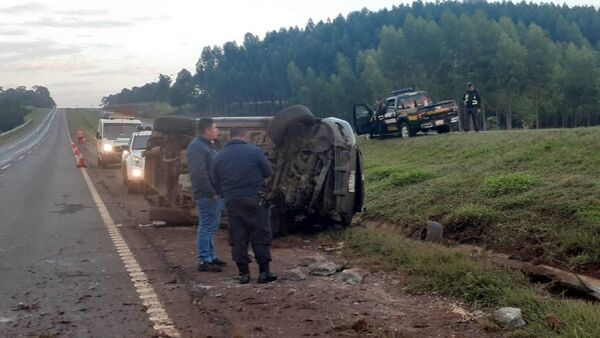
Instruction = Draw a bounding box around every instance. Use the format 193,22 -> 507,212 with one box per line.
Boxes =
464,107 -> 480,132
225,196 -> 272,266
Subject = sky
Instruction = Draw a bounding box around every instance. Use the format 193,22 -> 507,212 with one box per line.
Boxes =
0,0 -> 598,107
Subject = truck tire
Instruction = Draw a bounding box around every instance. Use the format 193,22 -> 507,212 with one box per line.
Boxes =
153,116 -> 196,134
267,105 -> 315,146
399,122 -> 410,139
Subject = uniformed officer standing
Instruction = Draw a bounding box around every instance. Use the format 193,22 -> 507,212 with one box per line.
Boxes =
211,127 -> 276,284
463,82 -> 482,132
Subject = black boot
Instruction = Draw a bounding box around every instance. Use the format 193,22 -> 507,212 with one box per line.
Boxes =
257,262 -> 277,284
237,263 -> 250,284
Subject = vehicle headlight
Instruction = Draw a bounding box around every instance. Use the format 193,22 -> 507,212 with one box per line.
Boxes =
103,143 -> 113,152
132,168 -> 143,177
131,156 -> 142,162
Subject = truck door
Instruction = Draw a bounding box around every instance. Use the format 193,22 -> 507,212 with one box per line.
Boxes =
352,104 -> 374,135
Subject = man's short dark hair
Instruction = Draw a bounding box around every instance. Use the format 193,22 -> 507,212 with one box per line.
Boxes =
197,117 -> 214,134
229,127 -> 247,139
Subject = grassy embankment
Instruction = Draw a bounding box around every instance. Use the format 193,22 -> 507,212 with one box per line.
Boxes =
331,128 -> 600,337
64,108 -> 99,142
0,107 -> 51,144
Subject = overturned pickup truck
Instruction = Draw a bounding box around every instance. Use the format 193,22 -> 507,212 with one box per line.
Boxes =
143,106 -> 364,234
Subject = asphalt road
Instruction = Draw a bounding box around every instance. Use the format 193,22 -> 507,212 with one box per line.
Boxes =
0,109 -> 155,337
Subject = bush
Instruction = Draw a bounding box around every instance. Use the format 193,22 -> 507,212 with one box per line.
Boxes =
481,173 -> 539,197
365,166 -> 395,182
444,203 -> 502,231
388,169 -> 433,187
0,98 -> 29,132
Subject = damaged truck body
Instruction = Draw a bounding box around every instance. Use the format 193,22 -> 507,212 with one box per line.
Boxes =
143,105 -> 364,234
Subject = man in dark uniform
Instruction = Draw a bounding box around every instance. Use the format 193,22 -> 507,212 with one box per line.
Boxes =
211,127 -> 276,284
463,82 -> 482,132
186,117 -> 225,273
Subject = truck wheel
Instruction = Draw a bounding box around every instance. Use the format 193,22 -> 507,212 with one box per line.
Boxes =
153,116 -> 196,134
399,123 -> 410,139
267,105 -> 315,147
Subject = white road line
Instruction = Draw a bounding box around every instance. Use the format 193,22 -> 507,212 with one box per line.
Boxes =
1,164 -> 10,170
65,116 -> 179,338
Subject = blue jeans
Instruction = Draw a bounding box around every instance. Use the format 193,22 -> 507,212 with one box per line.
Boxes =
196,197 -> 223,263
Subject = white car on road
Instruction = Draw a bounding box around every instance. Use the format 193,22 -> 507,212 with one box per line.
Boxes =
122,129 -> 151,192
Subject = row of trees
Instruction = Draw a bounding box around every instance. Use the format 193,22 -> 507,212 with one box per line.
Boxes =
103,1 -> 600,129
0,86 -> 55,132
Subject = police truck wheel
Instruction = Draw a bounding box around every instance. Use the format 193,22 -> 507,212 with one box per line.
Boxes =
400,123 -> 410,139
268,105 -> 315,147
153,116 -> 196,134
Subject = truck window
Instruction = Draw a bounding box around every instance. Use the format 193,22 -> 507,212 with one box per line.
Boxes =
131,135 -> 150,149
398,97 -> 413,109
103,123 -> 140,139
411,93 -> 431,107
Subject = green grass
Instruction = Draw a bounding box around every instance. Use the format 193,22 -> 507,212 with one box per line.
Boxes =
328,227 -> 600,337
65,108 -> 99,142
359,129 -> 600,270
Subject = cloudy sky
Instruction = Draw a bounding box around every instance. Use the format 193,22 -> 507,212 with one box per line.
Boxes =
0,0 -> 597,107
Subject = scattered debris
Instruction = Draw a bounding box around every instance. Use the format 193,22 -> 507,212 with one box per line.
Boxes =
545,313 -> 566,332
0,316 -> 16,323
138,220 -> 167,228
88,283 -> 99,290
299,255 -> 327,267
323,242 -> 345,252
420,221 -> 443,243
165,279 -> 177,284
12,303 -> 39,312
283,268 -> 307,281
339,268 -> 368,285
493,307 -> 526,329
309,261 -> 341,276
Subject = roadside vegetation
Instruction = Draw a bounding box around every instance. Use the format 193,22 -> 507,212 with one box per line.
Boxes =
360,129 -> 600,272
327,227 -> 600,337
333,129 -> 600,335
102,2 -> 600,128
65,109 -> 99,142
104,101 -> 175,118
0,107 -> 51,144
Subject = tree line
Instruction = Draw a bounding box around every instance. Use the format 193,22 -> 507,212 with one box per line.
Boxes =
102,1 -> 600,129
0,86 -> 55,133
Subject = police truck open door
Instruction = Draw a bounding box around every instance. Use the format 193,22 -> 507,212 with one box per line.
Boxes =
352,104 -> 373,136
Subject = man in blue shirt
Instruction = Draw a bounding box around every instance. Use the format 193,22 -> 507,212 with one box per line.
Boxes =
211,127 -> 276,284
186,117 -> 225,273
